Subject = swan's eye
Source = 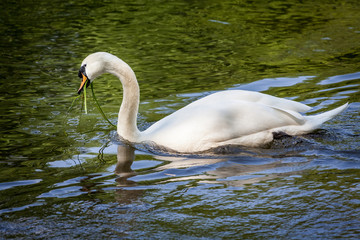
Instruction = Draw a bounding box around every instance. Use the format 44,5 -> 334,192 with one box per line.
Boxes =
78,64 -> 87,78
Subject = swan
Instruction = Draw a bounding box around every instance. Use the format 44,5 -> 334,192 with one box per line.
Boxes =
77,52 -> 348,153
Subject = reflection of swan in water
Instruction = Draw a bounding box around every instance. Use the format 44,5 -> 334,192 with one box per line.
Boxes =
77,52 -> 348,153
114,144 -> 136,186
115,144 -> 135,177
114,143 -> 310,187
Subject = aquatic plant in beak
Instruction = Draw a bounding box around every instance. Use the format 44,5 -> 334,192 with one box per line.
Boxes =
76,66 -> 116,128
77,66 -> 90,114
90,82 -> 116,128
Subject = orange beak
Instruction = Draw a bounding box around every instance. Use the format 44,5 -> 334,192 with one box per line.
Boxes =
77,73 -> 88,94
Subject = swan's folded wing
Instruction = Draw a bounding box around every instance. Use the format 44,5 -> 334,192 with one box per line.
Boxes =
196,90 -> 311,113
251,92 -> 311,113
269,106 -> 306,125
230,90 -> 311,113
141,100 -> 308,152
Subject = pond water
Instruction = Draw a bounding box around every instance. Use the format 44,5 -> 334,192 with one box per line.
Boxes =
1,0 -> 360,238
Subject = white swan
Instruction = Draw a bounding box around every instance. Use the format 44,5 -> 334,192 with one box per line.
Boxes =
77,52 -> 348,153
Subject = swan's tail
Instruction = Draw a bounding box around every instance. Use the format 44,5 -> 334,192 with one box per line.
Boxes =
306,103 -> 349,129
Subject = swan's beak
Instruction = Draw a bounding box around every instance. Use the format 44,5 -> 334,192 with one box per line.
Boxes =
77,73 -> 88,95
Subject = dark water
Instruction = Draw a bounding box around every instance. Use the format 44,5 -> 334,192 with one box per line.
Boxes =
1,0 -> 360,239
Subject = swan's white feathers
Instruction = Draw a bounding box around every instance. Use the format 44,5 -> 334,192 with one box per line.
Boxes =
141,99 -> 308,151
78,52 -> 349,153
191,90 -> 311,112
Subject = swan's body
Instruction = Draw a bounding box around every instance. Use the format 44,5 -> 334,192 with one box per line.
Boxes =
77,52 -> 348,153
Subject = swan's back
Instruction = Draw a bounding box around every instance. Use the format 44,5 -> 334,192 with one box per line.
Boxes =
190,90 -> 311,112
140,90 -> 347,152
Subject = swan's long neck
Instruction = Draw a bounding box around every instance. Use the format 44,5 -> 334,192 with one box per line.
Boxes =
106,56 -> 140,142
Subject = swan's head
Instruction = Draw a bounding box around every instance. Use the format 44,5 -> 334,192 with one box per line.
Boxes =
77,52 -> 114,94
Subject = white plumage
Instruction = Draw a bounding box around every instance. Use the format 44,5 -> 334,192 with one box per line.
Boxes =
77,52 -> 348,153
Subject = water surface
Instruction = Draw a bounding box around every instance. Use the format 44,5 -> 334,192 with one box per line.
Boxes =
0,0 -> 360,239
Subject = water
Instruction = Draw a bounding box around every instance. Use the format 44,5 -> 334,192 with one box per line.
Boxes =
1,0 -> 360,238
